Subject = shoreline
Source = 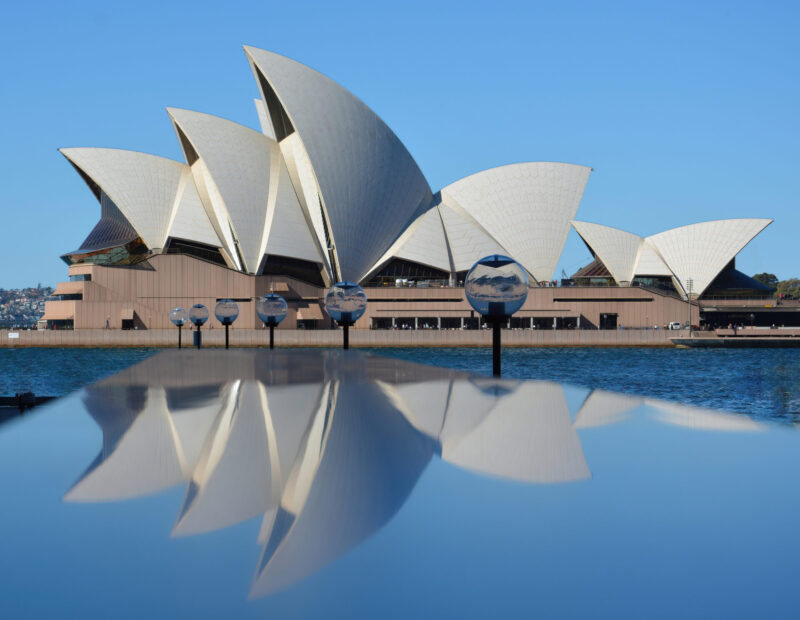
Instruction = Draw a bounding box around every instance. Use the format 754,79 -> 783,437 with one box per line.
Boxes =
0,328 -> 678,348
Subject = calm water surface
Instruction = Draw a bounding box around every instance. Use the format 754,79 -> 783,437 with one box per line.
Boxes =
2,346 -> 799,421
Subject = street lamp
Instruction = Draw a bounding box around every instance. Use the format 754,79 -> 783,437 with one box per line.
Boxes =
324,281 -> 367,350
214,299 -> 239,349
189,304 -> 209,349
169,307 -> 188,349
465,254 -> 529,377
256,293 -> 288,349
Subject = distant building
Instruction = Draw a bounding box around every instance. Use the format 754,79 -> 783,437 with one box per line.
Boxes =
44,48 -> 782,331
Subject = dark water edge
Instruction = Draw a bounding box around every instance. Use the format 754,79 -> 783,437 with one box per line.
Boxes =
1,347 -> 799,423
0,348 -> 158,399
368,347 -> 800,424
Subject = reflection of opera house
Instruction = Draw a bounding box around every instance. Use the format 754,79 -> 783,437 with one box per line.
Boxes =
45,47 -> 778,331
64,350 -> 760,597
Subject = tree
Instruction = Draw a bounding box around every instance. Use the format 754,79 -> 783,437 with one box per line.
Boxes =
777,278 -> 800,299
752,272 -> 779,289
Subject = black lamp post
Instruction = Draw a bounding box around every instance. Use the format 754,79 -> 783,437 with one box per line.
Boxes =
465,255 -> 529,377
324,282 -> 367,350
214,299 -> 239,349
189,304 -> 209,349
169,307 -> 188,348
256,293 -> 288,349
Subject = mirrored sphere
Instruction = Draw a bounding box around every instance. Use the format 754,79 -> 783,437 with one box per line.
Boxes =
169,307 -> 188,327
256,294 -> 288,326
465,255 -> 529,318
324,281 -> 367,324
214,299 -> 239,325
189,304 -> 209,326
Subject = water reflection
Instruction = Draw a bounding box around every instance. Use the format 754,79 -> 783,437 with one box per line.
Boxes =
62,350 -> 761,598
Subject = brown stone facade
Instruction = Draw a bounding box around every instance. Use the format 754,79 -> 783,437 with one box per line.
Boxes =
43,254 -> 699,331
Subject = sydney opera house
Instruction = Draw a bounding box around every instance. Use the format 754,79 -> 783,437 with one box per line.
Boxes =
44,47 -> 776,331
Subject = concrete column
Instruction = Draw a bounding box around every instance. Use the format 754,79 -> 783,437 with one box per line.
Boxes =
437,317 -> 441,329
460,317 -> 465,328
392,317 -> 396,329
414,317 -> 418,330
577,315 -> 581,329
553,317 -> 557,330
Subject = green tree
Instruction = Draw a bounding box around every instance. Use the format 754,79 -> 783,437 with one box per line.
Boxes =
752,272 -> 779,289
777,278 -> 800,299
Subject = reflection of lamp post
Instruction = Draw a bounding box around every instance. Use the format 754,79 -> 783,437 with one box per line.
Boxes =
189,304 -> 209,349
465,255 -> 529,377
256,293 -> 288,349
324,282 -> 367,350
214,299 -> 239,349
169,307 -> 188,349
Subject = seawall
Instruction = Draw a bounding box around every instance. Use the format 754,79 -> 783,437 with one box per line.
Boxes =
0,328 -> 678,348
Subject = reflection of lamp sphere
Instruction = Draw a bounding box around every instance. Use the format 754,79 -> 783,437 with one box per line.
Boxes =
214,299 -> 239,326
324,282 -> 367,324
189,304 -> 209,326
465,255 -> 529,318
256,294 -> 288,325
169,307 -> 188,327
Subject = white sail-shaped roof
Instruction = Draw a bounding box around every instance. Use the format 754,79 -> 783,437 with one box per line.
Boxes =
167,108 -> 279,273
440,163 -> 591,282
60,148 -> 186,251
369,206 -> 452,275
634,240 -> 673,277
164,166 -> 221,248
262,154 -> 324,266
572,221 -> 643,285
244,46 -> 433,282
437,202 -> 506,273
647,219 -> 772,296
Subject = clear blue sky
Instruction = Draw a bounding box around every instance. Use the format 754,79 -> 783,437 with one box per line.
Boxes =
1,0 -> 797,289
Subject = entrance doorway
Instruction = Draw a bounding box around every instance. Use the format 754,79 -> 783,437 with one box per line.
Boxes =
599,313 -> 618,330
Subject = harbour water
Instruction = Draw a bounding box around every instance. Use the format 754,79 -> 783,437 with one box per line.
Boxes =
2,347 -> 799,422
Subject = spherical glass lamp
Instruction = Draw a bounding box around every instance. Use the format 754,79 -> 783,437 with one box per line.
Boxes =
214,299 -> 239,326
324,282 -> 367,324
465,255 -> 529,377
169,307 -> 188,327
189,304 -> 209,326
465,255 -> 529,318
256,294 -> 288,326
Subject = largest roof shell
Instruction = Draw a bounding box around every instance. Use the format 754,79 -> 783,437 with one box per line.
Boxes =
245,46 -> 433,282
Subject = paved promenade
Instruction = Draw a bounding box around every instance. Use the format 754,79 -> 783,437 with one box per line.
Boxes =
0,328 -> 677,348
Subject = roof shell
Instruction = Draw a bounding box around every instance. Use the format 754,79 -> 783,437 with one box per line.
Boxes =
60,148 -> 187,251
647,218 -> 772,296
440,162 -> 591,282
167,108 -> 276,274
571,221 -> 643,284
245,46 -> 433,282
